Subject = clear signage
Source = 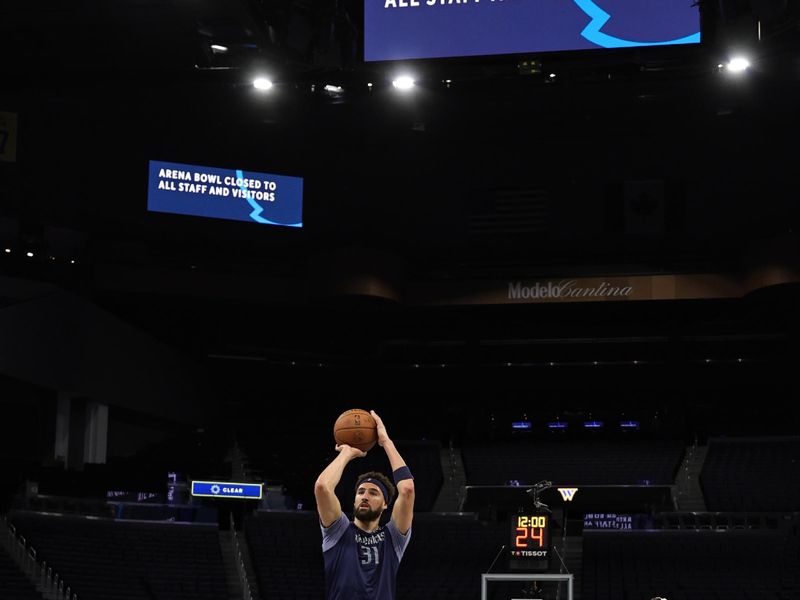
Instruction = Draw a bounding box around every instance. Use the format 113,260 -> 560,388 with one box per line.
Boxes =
365,0 -> 701,62
191,480 -> 263,500
148,160 -> 303,228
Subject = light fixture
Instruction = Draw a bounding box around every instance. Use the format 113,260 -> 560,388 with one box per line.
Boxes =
392,76 -> 415,91
323,84 -> 343,94
3,248 -> 10,253
210,44 -> 228,53
26,251 -> 34,258
253,77 -> 273,91
726,57 -> 751,73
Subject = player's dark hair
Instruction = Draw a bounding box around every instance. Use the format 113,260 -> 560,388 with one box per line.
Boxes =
355,471 -> 396,503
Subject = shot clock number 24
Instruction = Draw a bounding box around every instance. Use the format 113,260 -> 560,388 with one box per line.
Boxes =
512,514 -> 551,558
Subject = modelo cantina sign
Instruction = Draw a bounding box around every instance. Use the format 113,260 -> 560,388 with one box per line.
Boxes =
508,280 -> 633,301
406,274 -> 768,306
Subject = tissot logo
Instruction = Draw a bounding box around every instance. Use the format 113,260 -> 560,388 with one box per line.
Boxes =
508,280 -> 633,301
558,488 -> 578,501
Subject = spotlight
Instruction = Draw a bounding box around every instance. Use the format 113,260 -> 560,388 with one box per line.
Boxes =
253,77 -> 273,91
392,76 -> 415,91
726,57 -> 751,73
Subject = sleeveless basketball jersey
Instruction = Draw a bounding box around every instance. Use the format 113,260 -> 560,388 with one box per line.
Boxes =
321,513 -> 411,600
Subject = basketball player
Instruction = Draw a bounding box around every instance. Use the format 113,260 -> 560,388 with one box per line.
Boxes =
315,410 -> 415,600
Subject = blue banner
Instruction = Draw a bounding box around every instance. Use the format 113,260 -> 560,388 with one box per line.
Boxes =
365,0 -> 701,62
148,160 -> 303,228
191,481 -> 263,500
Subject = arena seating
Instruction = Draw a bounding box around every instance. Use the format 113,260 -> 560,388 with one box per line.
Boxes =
245,511 -> 324,600
396,513 -> 506,600
582,528 -> 800,600
7,511 -> 226,600
241,435 -> 443,512
701,437 -> 800,512
0,543 -> 41,600
462,440 -> 685,485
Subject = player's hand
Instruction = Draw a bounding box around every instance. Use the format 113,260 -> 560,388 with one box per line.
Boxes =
336,444 -> 367,458
371,410 -> 390,447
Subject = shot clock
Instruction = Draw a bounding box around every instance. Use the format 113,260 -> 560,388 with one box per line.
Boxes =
509,513 -> 551,571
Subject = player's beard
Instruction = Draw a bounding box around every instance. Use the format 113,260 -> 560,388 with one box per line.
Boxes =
355,503 -> 383,522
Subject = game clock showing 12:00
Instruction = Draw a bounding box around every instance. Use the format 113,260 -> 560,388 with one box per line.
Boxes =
510,514 -> 551,561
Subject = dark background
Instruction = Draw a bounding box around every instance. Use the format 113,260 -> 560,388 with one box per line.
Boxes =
0,0 -> 798,486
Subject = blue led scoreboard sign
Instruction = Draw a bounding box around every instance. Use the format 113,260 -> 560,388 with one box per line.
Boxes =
191,481 -> 263,500
365,0 -> 701,62
147,160 -> 303,228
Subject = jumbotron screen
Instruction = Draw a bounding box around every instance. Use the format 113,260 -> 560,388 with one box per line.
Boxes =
147,160 -> 303,228
365,0 -> 701,62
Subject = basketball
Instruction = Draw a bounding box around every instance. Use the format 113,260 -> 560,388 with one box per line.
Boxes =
333,409 -> 378,452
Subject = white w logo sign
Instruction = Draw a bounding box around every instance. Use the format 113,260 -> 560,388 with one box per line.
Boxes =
558,488 -> 578,501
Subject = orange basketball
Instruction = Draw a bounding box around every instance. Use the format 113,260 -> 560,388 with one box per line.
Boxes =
333,409 -> 377,452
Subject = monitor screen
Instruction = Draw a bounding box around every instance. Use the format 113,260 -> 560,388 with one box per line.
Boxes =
365,0 -> 701,62
147,160 -> 303,228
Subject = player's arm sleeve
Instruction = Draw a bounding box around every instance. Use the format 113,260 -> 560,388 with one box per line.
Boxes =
321,512 -> 349,552
386,519 -> 412,560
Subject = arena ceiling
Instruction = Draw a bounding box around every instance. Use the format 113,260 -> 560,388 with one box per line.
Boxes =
1,0 -> 799,380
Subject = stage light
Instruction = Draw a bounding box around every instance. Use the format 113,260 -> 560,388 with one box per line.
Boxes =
3,248 -> 10,253
253,77 -> 273,91
392,76 -> 415,91
26,251 -> 34,258
210,45 -> 228,53
726,57 -> 751,73
324,85 -> 343,94
584,420 -> 604,429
